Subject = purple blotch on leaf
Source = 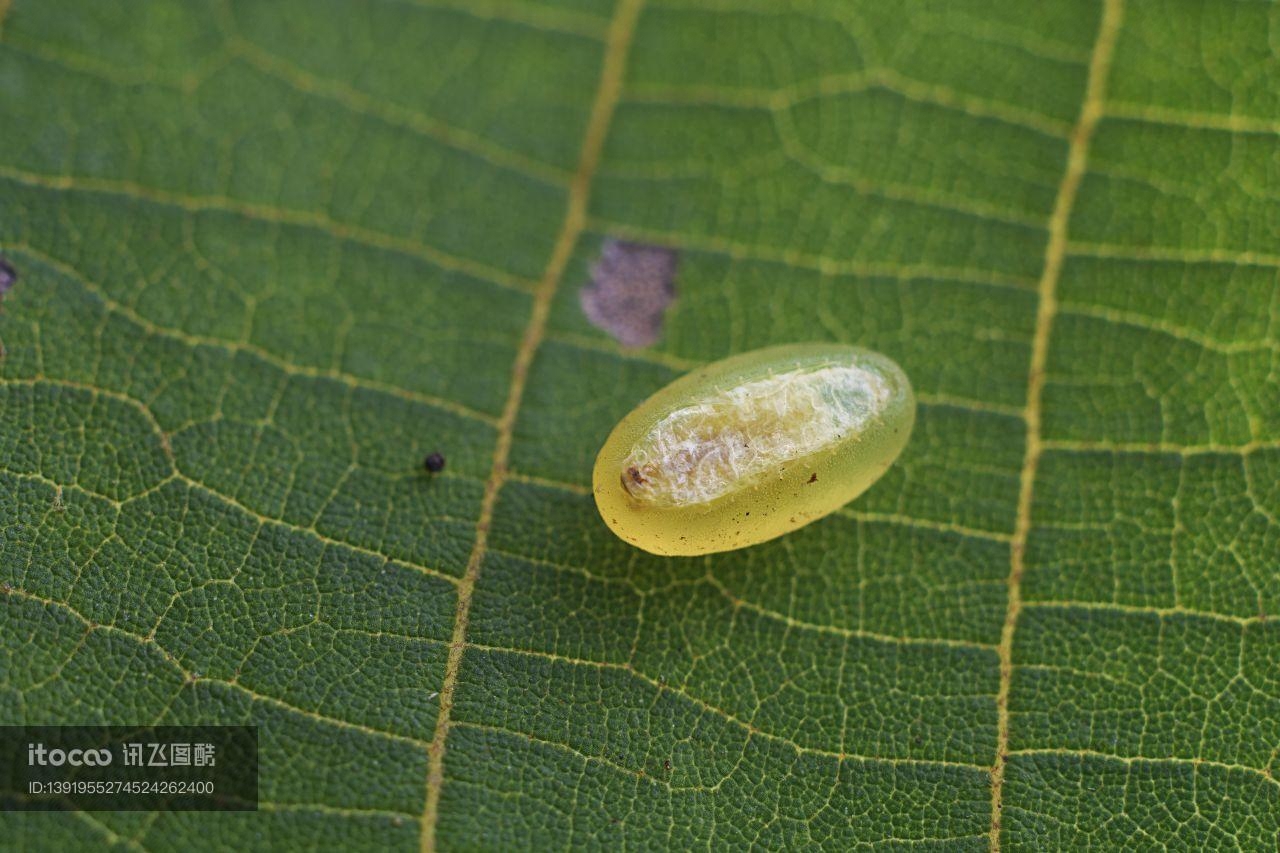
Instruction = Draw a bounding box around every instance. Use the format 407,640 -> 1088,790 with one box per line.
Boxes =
579,239 -> 677,348
0,256 -> 16,297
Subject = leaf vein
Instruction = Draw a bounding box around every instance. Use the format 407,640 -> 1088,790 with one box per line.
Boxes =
0,168 -> 539,294
2,585 -> 435,749
419,1 -> 647,848
990,2 -> 1124,849
587,218 -> 1040,291
1008,748 -> 1278,790
222,29 -> 572,187
6,245 -> 501,425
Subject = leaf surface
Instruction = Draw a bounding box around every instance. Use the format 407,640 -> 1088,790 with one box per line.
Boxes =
1,0 -> 1277,849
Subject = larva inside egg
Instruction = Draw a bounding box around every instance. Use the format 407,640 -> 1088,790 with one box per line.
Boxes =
592,344 -> 915,556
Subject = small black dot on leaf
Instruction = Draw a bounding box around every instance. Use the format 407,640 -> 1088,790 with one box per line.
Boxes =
424,452 -> 446,473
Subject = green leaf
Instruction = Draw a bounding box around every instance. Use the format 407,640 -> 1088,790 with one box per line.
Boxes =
1,0 -> 1277,849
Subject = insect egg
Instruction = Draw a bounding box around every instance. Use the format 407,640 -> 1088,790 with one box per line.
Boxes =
592,343 -> 915,556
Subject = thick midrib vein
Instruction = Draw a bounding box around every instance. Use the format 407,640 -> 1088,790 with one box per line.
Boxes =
988,1 -> 1124,850
417,0 -> 646,849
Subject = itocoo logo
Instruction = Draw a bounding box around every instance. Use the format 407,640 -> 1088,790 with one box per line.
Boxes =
27,743 -> 113,766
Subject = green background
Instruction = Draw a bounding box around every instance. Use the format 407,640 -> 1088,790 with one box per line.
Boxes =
1,0 -> 1277,849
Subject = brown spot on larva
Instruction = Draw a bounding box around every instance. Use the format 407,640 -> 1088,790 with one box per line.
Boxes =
0,256 -> 15,297
424,452 -> 446,473
807,473 -> 818,484
663,760 -> 672,772
579,239 -> 677,347
621,465 -> 654,497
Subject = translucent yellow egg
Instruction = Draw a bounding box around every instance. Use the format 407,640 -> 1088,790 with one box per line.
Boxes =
592,344 -> 915,556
